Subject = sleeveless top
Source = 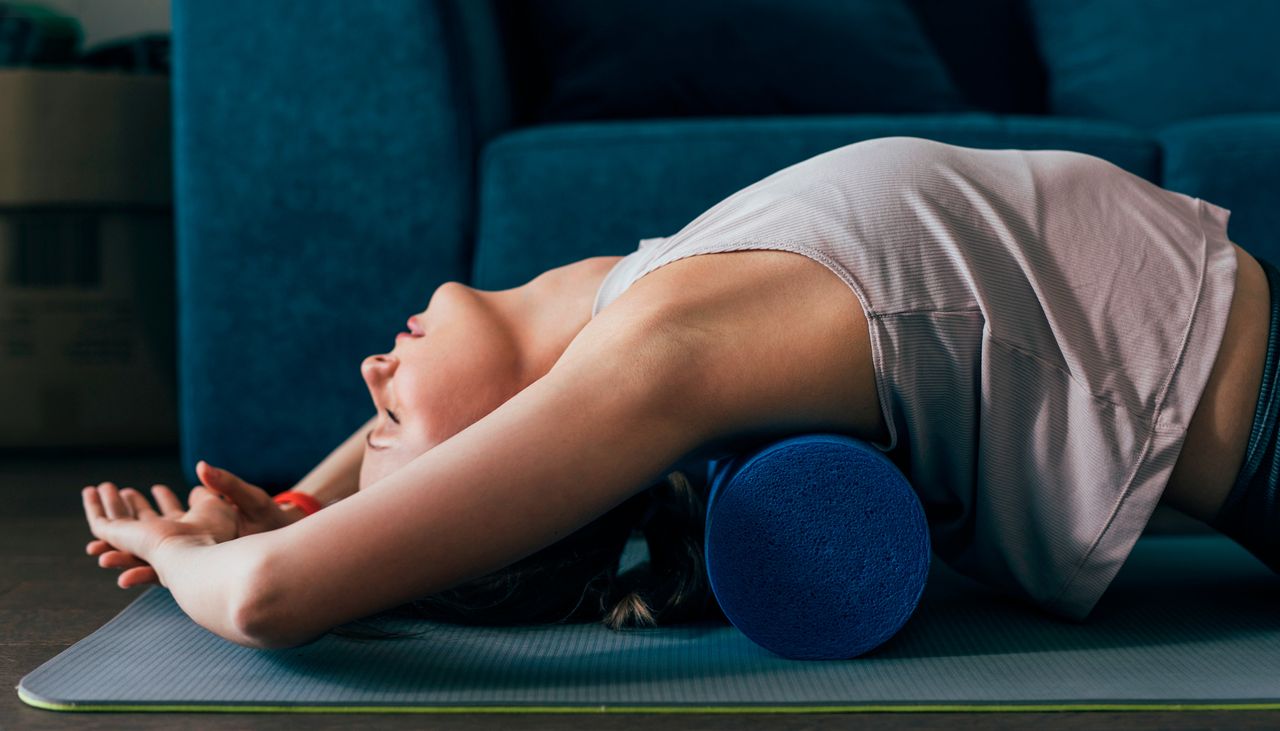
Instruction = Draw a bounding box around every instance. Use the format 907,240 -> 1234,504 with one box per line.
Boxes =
591,136 -> 1238,622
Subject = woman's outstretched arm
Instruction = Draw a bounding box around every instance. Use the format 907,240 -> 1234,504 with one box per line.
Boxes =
145,314 -> 709,648
86,413 -> 380,591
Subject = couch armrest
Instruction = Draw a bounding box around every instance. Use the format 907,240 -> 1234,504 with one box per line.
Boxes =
171,0 -> 511,487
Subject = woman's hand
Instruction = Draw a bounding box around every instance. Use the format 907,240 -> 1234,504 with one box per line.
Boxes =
84,462 -> 305,588
193,460 -> 304,536
82,481 -> 238,589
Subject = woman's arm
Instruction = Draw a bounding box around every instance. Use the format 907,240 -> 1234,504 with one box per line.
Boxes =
148,533 -> 269,646
87,415 -> 377,592
108,417 -> 373,640
82,485 -> 273,646
210,316 -> 707,648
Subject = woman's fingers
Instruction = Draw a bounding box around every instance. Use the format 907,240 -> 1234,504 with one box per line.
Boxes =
118,565 -> 158,589
197,461 -> 264,515
86,539 -> 111,556
99,550 -> 148,570
120,489 -> 158,519
97,482 -> 132,520
195,462 -> 228,499
82,486 -> 106,522
150,484 -> 185,518
189,485 -> 219,505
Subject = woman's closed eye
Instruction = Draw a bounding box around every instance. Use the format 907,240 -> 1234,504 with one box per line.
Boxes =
387,409 -> 399,425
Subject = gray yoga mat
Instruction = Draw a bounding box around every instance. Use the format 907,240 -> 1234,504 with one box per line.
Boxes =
18,533 -> 1280,713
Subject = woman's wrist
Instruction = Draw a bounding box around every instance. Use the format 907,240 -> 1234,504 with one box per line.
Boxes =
150,532 -> 217,586
277,502 -> 308,526
146,529 -> 273,646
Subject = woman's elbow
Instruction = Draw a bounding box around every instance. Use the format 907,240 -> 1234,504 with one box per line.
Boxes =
227,604 -> 305,649
227,619 -> 318,650
224,554 -> 322,649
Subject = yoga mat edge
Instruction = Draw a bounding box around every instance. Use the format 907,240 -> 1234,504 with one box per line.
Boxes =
20,683 -> 1280,714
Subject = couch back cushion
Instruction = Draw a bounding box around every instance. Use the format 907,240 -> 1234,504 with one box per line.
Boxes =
905,0 -> 1047,115
1026,0 -> 1280,128
499,0 -> 975,124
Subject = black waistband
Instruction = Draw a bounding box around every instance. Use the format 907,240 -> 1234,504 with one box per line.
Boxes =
1211,255 -> 1280,570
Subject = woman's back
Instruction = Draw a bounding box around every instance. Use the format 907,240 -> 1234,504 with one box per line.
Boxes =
590,136 -> 1240,622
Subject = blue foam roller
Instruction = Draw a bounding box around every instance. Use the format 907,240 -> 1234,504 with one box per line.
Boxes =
703,433 -> 931,660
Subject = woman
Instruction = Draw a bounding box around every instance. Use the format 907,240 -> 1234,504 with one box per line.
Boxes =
80,136 -> 1275,648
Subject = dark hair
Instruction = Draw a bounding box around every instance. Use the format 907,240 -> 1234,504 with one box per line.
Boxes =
329,467 -> 725,641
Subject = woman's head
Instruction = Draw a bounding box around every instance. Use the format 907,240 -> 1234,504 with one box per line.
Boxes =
359,281 -> 525,490
358,257 -> 619,490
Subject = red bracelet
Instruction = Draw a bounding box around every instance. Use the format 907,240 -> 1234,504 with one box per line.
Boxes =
273,491 -> 323,517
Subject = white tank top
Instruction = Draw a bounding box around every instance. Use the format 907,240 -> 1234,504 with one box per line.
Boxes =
590,136 -> 1238,623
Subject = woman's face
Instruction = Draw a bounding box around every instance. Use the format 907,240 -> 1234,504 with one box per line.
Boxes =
358,281 -> 526,490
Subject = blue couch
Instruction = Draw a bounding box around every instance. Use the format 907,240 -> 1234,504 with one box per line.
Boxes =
171,0 -> 1280,490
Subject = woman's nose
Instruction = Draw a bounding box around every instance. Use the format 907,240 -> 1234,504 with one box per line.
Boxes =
361,354 -> 397,384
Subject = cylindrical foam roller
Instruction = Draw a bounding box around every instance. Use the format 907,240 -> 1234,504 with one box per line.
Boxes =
703,433 -> 930,660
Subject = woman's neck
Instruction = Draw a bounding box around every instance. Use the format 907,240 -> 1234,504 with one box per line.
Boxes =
509,255 -> 625,385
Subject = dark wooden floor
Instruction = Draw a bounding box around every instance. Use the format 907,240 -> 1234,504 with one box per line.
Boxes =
4,450 -> 1279,730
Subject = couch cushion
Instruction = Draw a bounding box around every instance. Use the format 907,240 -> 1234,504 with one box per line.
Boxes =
1157,114 -> 1280,263
1026,0 -> 1280,128
905,0 -> 1047,115
472,114 -> 1158,289
173,0 -> 478,488
499,0 -> 973,125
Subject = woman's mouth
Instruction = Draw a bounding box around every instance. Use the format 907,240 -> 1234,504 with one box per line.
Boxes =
396,316 -> 424,341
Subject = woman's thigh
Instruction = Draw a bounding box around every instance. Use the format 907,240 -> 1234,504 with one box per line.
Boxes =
1159,243 -> 1271,524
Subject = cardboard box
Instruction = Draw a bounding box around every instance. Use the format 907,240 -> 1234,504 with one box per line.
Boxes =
0,69 -> 175,449
0,69 -> 170,206
0,210 -> 176,448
